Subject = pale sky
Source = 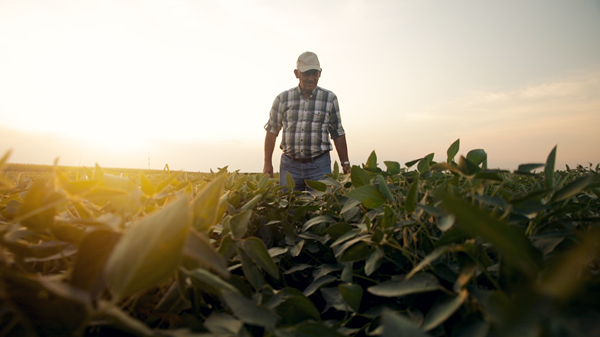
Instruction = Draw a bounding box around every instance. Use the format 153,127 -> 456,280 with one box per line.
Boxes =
1,0 -> 599,172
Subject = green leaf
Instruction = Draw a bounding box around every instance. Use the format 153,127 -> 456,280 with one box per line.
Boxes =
368,273 -> 440,297
230,210 -> 252,240
184,229 -> 230,278
332,161 -> 340,180
306,179 -> 327,192
189,268 -> 239,296
417,154 -> 434,173
222,291 -> 277,328
406,247 -> 450,279
327,222 -> 354,241
458,156 -> 481,175
345,185 -> 386,209
376,175 -> 393,201
337,240 -> 371,262
203,312 -> 244,335
295,322 -> 343,337
303,275 -> 337,297
331,229 -> 360,247
302,215 -> 335,232
350,165 -> 371,187
551,174 -> 593,203
466,149 -> 487,166
382,310 -> 432,337
241,194 -> 263,211
441,194 -> 542,272
430,162 -> 463,175
242,237 -> 280,279
447,139 -> 460,163
257,174 -> 269,190
286,171 -> 295,191
338,283 -> 363,312
421,290 -> 468,331
238,245 -> 264,289
104,195 -> 192,299
321,287 -> 351,312
517,163 -> 545,173
275,288 -> 321,325
384,161 -> 401,175
192,174 -> 225,231
405,176 -> 419,214
365,151 -> 379,172
365,248 -> 385,276
405,158 -> 421,168
545,145 -> 557,189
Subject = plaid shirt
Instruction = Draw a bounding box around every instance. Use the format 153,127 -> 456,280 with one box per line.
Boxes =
264,86 -> 345,159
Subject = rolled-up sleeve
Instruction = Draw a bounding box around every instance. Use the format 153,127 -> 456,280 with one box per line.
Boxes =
328,96 -> 345,139
264,95 -> 282,136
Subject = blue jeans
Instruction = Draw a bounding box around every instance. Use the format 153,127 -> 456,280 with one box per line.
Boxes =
280,152 -> 332,191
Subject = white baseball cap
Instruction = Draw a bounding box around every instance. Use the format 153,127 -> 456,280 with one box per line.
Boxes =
296,51 -> 321,72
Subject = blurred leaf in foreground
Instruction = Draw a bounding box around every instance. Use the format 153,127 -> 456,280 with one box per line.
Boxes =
104,195 -> 192,299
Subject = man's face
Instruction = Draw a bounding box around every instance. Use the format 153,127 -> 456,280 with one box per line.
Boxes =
295,69 -> 321,93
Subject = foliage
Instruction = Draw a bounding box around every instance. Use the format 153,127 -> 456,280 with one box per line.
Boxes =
1,142 -> 599,336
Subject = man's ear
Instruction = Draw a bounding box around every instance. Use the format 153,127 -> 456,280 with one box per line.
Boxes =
294,69 -> 299,78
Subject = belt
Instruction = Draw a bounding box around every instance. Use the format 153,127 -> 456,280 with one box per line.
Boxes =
285,152 -> 327,163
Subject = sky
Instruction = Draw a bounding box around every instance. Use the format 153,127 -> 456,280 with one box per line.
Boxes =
1,0 -> 599,173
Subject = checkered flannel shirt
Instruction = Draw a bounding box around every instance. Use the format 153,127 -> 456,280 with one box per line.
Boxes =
264,86 -> 345,159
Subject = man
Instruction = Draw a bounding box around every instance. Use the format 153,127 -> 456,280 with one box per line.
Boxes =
263,51 -> 350,191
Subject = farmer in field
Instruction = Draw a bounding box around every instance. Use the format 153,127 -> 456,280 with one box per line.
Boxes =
263,51 -> 350,191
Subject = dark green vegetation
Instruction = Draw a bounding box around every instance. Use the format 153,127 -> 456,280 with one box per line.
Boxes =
1,140 -> 599,337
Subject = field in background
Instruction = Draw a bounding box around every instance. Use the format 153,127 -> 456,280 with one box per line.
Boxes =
1,141 -> 599,337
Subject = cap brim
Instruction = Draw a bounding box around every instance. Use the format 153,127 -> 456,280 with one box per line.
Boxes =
297,65 -> 321,72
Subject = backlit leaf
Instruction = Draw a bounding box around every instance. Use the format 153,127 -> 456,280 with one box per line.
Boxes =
192,174 -> 226,231
104,195 -> 192,299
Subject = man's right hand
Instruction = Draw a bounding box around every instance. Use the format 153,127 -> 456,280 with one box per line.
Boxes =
263,162 -> 274,178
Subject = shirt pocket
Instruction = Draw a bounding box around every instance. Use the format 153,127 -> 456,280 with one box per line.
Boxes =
312,110 -> 330,124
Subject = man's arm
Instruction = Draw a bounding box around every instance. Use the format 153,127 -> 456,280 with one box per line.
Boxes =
333,135 -> 350,174
263,131 -> 277,178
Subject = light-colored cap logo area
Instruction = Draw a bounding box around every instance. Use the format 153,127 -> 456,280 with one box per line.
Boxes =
296,51 -> 321,72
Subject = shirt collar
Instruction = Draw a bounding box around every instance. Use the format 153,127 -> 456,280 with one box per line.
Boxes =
296,85 -> 319,98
